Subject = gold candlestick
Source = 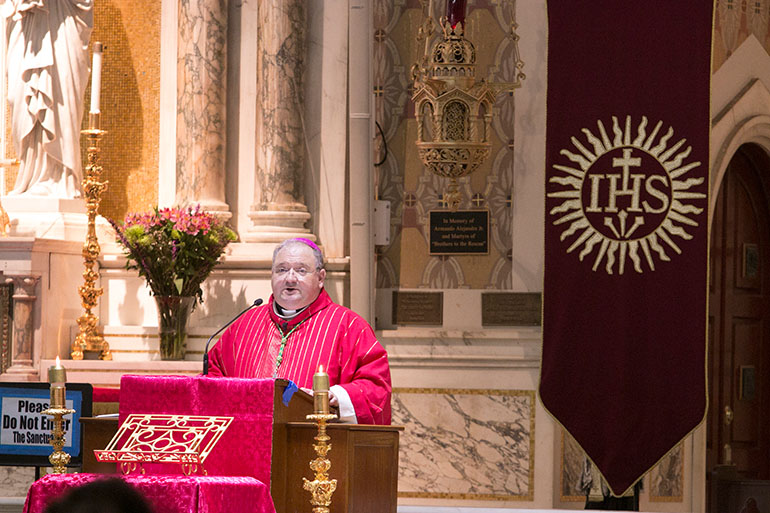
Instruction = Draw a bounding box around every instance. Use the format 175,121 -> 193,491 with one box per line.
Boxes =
43,358 -> 75,473
303,366 -> 337,513
72,112 -> 111,360
41,406 -> 76,473
303,412 -> 338,513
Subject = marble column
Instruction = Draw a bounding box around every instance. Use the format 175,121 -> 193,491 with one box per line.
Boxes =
176,0 -> 231,219
245,0 -> 312,242
0,274 -> 40,381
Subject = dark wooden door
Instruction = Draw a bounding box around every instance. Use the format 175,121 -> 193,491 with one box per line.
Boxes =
708,143 -> 770,479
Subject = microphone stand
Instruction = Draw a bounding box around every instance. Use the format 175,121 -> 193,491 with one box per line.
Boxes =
202,298 -> 263,375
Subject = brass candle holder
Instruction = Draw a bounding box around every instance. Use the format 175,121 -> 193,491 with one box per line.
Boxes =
43,359 -> 75,473
303,367 -> 338,513
72,112 -> 111,360
41,406 -> 76,473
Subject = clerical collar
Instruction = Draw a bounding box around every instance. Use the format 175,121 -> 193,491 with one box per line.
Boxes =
273,302 -> 308,320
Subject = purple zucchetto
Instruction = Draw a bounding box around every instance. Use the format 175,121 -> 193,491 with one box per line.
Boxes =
291,237 -> 321,252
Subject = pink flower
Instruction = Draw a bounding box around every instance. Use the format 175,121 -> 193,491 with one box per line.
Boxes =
111,205 -> 235,302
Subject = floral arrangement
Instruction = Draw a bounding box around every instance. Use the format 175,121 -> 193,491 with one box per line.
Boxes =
109,205 -> 237,303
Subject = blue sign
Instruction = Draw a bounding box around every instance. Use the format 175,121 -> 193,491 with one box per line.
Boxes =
0,383 -> 92,467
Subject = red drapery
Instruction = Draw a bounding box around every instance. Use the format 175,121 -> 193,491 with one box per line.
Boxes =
540,1 -> 713,495
24,474 -> 274,513
119,375 -> 275,486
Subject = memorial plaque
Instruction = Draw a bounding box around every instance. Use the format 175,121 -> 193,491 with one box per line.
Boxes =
392,291 -> 443,326
482,292 -> 542,326
429,210 -> 489,255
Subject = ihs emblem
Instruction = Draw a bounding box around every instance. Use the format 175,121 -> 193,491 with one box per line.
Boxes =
548,116 -> 706,274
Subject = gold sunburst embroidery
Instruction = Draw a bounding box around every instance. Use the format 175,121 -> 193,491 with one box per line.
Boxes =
548,115 -> 706,275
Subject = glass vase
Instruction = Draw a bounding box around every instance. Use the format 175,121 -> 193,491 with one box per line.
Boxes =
154,296 -> 195,361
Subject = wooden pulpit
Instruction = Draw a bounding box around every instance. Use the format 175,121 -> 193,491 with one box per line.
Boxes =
80,379 -> 402,513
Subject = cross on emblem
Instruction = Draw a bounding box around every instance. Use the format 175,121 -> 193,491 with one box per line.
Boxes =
612,148 -> 642,191
591,147 -> 655,239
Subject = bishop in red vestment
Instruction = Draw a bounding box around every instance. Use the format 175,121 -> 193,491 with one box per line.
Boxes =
208,238 -> 392,425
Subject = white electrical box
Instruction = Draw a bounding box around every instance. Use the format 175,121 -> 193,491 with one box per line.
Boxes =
373,200 -> 391,246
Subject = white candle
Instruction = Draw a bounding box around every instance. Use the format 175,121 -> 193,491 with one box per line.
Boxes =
313,365 -> 330,414
48,356 -> 67,408
90,42 -> 103,114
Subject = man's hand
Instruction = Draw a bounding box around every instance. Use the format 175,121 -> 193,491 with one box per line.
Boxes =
299,387 -> 339,406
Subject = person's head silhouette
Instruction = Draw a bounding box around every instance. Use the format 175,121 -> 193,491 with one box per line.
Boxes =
43,478 -> 153,513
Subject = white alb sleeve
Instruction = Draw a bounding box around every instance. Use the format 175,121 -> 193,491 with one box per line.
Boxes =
330,384 -> 358,424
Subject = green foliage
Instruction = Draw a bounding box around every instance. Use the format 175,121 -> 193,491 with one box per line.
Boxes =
109,206 -> 237,304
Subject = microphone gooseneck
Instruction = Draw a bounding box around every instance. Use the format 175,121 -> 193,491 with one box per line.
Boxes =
202,298 -> 263,375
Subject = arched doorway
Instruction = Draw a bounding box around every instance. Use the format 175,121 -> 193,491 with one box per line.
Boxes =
708,143 -> 770,481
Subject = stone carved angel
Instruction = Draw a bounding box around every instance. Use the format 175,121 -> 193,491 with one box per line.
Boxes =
3,0 -> 93,198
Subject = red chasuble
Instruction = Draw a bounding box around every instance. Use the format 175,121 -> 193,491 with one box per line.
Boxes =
208,289 -> 392,425
540,1 -> 712,495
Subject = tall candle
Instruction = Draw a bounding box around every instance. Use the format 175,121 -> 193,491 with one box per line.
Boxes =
313,365 -> 330,414
90,42 -> 103,114
48,356 -> 66,408
446,0 -> 467,29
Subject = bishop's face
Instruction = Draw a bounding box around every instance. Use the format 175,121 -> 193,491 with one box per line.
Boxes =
271,244 -> 326,311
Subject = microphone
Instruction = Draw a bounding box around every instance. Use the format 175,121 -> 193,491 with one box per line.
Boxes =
202,298 -> 263,375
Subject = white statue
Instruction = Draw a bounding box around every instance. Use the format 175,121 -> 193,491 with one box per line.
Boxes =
3,0 -> 93,198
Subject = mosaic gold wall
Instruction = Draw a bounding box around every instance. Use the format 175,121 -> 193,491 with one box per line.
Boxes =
2,1 -> 160,220
90,0 -> 160,221
3,108 -> 16,194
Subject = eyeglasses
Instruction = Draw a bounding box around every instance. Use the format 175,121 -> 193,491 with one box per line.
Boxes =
273,266 -> 319,278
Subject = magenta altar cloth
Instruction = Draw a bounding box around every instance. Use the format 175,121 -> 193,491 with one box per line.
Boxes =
118,375 -> 275,485
23,474 -> 275,513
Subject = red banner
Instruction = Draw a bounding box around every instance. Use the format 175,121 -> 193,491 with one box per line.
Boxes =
540,2 -> 713,495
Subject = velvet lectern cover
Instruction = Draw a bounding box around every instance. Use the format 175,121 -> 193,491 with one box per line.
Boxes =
540,1 -> 712,495
119,375 -> 275,485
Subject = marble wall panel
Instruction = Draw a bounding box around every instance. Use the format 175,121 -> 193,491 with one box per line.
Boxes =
648,445 -> 684,502
0,466 -> 34,498
559,430 -> 587,502
393,388 -> 535,501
